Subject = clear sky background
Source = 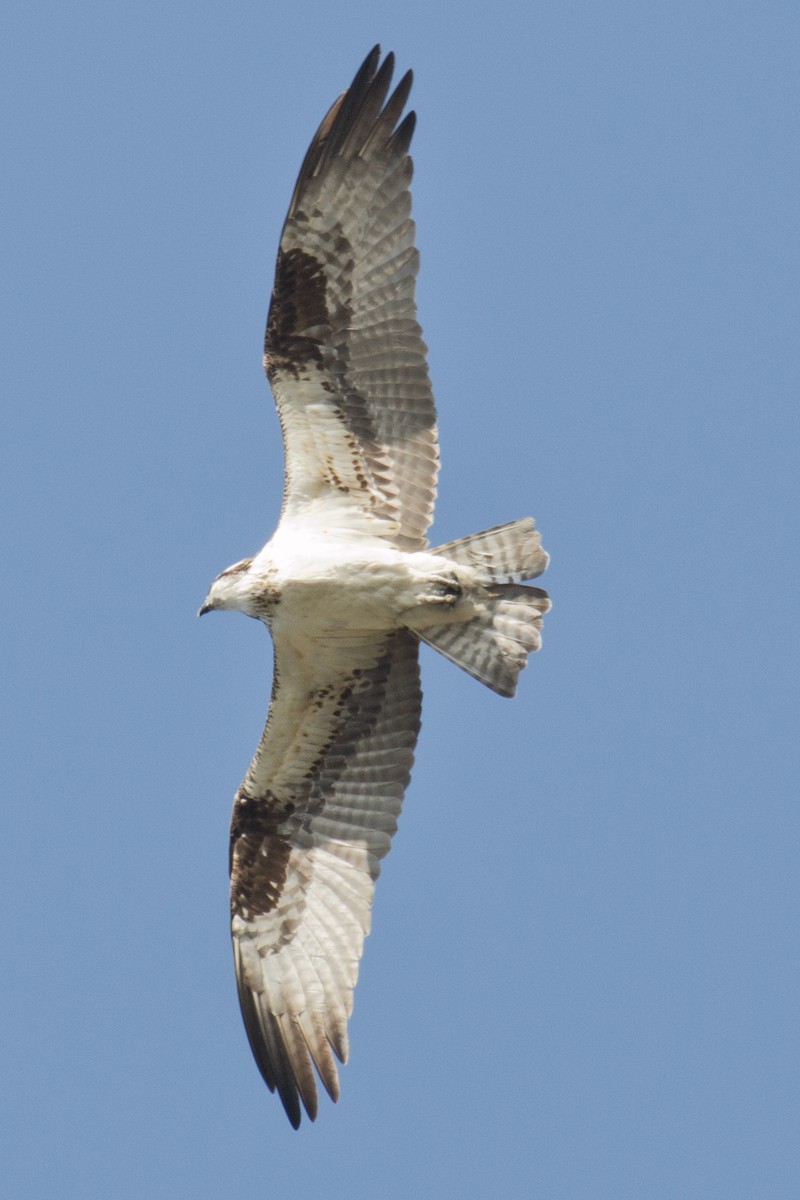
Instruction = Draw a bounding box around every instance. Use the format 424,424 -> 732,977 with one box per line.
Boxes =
3,2 -> 798,1197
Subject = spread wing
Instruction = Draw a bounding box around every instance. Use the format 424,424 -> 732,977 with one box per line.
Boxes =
264,46 -> 439,552
230,630 -> 421,1127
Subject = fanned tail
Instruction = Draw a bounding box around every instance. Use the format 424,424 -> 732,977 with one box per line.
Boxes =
418,518 -> 551,697
431,517 -> 549,584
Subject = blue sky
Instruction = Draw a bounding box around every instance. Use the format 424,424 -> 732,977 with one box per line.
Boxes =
3,2 -> 799,1196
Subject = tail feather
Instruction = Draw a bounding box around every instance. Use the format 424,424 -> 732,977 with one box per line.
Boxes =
418,518 -> 551,697
431,517 -> 548,584
416,584 -> 550,696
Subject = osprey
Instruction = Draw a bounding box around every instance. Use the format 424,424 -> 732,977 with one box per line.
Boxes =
200,46 -> 550,1128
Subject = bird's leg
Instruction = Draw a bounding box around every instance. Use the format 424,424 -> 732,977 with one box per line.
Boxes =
418,571 -> 463,606
399,570 -> 481,631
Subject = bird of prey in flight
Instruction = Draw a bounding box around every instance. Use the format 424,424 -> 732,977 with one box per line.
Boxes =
200,45 -> 550,1127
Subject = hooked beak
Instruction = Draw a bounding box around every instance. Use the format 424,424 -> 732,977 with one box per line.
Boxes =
197,601 -> 214,617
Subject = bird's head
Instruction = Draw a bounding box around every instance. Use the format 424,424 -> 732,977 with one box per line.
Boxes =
198,557 -> 255,617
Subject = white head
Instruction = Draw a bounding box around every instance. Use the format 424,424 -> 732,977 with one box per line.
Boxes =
198,557 -> 256,617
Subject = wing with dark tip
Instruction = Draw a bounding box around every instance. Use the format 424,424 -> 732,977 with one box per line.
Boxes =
264,46 -> 439,551
230,630 -> 421,1127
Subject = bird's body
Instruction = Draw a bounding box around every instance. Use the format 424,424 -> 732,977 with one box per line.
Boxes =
207,536 -> 481,636
201,46 -> 551,1127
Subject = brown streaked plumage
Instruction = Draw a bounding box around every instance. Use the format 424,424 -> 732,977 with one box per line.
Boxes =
200,47 -> 551,1128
